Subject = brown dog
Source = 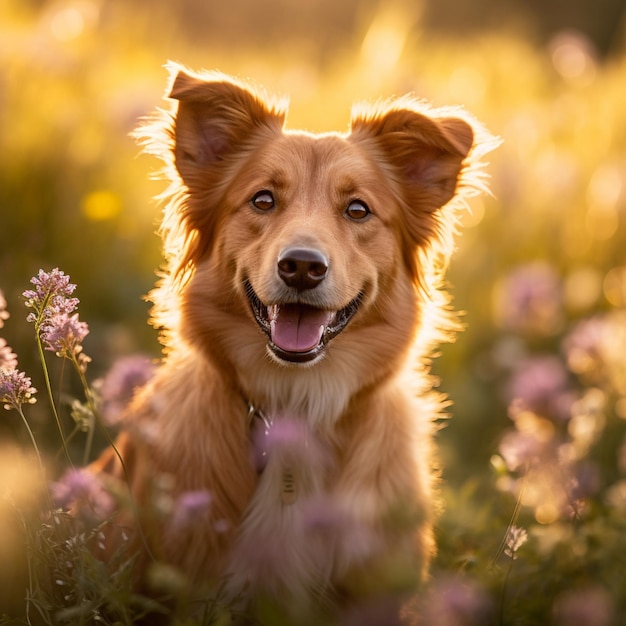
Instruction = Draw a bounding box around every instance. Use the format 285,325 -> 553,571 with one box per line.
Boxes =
93,64 -> 496,623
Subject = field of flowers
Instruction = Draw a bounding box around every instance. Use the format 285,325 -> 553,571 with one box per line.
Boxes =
1,1 -> 625,624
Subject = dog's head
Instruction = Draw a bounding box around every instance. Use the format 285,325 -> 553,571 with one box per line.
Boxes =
142,65 -> 495,380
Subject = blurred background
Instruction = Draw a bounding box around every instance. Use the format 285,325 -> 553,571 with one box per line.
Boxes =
1,0 -> 625,510
2,1 -> 626,621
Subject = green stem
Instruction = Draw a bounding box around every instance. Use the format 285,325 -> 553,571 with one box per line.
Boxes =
71,354 -> 96,465
35,335 -> 73,467
69,352 -> 156,563
16,405 -> 46,482
499,554 -> 514,625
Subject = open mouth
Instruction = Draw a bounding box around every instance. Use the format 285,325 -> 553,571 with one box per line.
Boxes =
244,281 -> 363,363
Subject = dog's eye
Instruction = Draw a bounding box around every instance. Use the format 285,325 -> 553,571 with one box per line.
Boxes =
251,190 -> 275,212
345,200 -> 371,221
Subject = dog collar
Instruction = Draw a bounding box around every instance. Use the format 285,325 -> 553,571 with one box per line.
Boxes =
247,402 -> 297,504
247,401 -> 272,471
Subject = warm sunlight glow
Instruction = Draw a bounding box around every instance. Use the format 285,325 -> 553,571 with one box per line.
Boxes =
81,190 -> 122,221
50,7 -> 85,41
360,6 -> 409,72
550,31 -> 597,84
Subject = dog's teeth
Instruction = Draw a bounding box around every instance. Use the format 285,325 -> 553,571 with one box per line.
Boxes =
268,305 -> 279,321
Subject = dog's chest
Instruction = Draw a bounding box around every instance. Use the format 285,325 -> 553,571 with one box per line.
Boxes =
225,415 -> 344,597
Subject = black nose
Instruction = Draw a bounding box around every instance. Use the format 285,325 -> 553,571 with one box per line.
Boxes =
277,247 -> 328,291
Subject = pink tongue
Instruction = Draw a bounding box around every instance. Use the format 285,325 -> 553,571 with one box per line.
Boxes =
270,304 -> 334,353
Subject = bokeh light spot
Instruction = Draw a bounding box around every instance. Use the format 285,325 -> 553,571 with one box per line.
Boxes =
361,7 -> 408,71
51,7 -> 84,41
535,501 -> 560,525
81,190 -> 122,221
448,66 -> 486,105
49,1 -> 99,42
549,31 -> 597,84
564,267 -> 602,312
604,266 -> 626,307
585,164 -> 622,240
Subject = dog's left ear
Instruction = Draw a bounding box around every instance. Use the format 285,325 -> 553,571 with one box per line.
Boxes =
159,67 -> 286,277
350,106 -> 474,214
168,68 -> 286,189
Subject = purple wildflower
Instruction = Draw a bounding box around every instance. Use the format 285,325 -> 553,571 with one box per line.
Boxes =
498,429 -> 547,472
40,312 -> 90,357
0,367 -> 37,411
24,269 -> 91,370
419,575 -> 493,626
0,338 -> 17,370
251,415 -> 328,472
568,461 -> 600,501
495,261 -> 563,336
170,490 -> 213,528
51,468 -> 114,522
553,586 -> 613,626
506,355 -> 575,420
98,354 -> 156,425
0,291 -> 17,369
23,268 -> 79,323
504,525 -> 528,559
563,315 -> 606,377
0,290 -> 9,328
563,311 -> 626,396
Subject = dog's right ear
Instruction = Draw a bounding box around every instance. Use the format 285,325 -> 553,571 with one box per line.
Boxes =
168,68 -> 286,188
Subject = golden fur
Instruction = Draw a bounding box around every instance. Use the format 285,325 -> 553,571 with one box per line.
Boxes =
92,64 -> 497,622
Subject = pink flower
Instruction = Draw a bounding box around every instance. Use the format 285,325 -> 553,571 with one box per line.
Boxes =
419,575 -> 493,626
507,355 -> 575,420
553,586 -> 613,626
23,268 -> 79,322
40,312 -> 90,357
504,525 -> 528,559
23,269 -> 91,370
498,429 -> 546,472
0,338 -> 17,370
0,291 -> 17,369
0,290 -> 9,329
0,367 -> 37,411
170,490 -> 213,528
251,415 -> 329,472
98,354 -> 156,425
495,261 -> 563,336
51,468 -> 114,522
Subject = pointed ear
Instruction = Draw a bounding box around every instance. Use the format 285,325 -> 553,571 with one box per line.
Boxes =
349,104 -> 474,213
168,68 -> 286,187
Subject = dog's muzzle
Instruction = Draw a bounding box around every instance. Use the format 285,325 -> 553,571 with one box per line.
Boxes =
243,250 -> 362,363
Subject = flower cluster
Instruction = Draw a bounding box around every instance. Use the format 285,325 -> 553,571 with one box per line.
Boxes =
24,268 -> 91,371
0,290 -> 36,411
0,336 -> 18,370
23,268 -> 79,322
98,354 -> 156,425
0,291 -> 18,370
51,468 -> 114,523
0,367 -> 37,412
41,312 -> 90,361
494,261 -> 564,336
504,525 -> 528,560
494,261 -> 626,526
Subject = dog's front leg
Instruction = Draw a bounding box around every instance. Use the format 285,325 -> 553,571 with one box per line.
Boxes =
331,387 -> 436,621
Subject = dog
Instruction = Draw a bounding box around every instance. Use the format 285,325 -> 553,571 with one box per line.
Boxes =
92,63 -> 497,623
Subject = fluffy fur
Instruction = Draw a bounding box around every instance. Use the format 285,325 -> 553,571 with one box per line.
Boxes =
92,63 -> 497,622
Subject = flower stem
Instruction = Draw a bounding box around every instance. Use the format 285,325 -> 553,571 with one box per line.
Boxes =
499,554 -> 514,625
69,352 -> 156,563
72,354 -> 96,465
36,336 -> 73,467
15,405 -> 46,482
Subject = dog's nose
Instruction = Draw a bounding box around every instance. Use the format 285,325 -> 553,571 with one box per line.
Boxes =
277,247 -> 328,291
